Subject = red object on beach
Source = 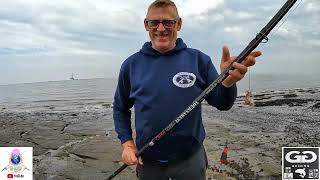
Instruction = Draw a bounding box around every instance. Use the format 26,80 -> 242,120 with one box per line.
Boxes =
220,146 -> 229,164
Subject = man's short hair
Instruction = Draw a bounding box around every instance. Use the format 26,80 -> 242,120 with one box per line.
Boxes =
147,0 -> 180,18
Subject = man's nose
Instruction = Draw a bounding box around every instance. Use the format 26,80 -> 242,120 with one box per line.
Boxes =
157,22 -> 166,31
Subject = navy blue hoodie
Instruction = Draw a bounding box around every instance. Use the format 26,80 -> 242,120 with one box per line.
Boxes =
113,38 -> 237,162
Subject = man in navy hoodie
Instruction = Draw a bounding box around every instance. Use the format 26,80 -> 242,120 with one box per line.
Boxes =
113,0 -> 262,179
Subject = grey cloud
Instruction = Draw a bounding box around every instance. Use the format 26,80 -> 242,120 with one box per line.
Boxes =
0,0 -> 146,57
0,0 -> 319,85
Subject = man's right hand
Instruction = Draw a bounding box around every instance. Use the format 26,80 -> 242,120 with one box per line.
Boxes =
121,140 -> 143,165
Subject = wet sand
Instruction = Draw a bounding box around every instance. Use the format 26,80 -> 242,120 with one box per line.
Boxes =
0,87 -> 319,180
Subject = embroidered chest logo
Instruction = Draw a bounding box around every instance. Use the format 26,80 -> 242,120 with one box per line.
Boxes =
172,72 -> 196,88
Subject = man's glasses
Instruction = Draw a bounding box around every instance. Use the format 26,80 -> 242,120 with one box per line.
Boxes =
145,19 -> 177,29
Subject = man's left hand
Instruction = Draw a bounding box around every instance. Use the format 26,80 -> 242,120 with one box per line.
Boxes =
220,46 -> 262,87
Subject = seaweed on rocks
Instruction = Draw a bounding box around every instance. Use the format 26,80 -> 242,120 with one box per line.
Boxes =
284,125 -> 320,146
311,102 -> 320,111
283,94 -> 298,98
255,98 -> 312,107
211,158 -> 260,180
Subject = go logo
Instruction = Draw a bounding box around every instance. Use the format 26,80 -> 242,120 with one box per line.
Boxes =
285,151 -> 317,163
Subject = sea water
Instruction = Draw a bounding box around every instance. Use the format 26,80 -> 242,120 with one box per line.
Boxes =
0,74 -> 319,111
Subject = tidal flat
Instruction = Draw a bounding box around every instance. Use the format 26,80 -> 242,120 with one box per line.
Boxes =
0,87 -> 319,180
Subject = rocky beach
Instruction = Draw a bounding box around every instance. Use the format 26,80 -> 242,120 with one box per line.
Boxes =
0,87 -> 319,180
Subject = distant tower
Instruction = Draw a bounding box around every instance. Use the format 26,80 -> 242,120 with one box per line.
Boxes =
70,73 -> 75,80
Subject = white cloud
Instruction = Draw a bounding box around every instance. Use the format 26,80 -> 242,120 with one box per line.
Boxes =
175,0 -> 224,17
225,26 -> 243,33
306,1 -> 320,12
276,27 -> 290,36
235,12 -> 254,20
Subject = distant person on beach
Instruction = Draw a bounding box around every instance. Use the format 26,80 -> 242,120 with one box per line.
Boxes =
113,0 -> 262,179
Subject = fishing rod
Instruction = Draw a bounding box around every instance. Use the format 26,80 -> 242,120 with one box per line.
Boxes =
106,0 -> 299,179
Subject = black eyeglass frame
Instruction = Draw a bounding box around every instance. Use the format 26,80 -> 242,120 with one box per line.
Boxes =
144,19 -> 178,29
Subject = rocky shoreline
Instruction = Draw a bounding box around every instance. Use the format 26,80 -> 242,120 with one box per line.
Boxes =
0,87 -> 319,180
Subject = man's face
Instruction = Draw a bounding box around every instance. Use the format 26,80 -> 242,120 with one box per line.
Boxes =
145,6 -> 182,53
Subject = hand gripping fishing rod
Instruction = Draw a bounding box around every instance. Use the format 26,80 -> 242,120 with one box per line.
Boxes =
107,0 -> 298,179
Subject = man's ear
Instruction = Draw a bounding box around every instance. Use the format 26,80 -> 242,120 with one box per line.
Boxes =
144,19 -> 149,31
177,18 -> 182,31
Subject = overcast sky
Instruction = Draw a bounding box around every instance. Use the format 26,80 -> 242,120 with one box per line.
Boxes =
0,0 -> 319,85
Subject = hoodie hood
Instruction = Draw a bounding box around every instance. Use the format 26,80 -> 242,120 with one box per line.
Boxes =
140,38 -> 187,56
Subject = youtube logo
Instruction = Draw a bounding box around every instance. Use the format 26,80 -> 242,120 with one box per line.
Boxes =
7,174 -> 13,178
